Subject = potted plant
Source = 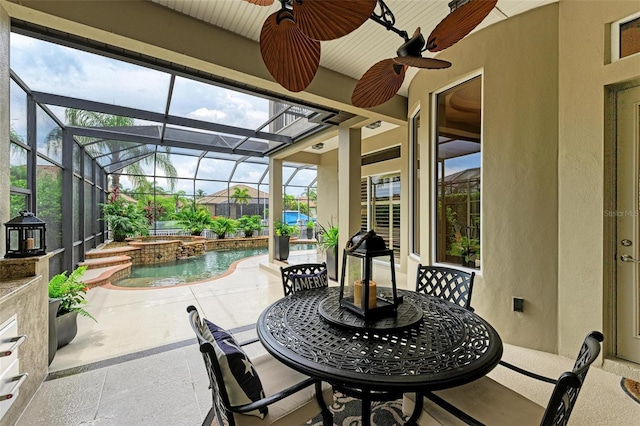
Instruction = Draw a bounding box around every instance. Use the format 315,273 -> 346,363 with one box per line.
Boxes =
237,214 -> 263,238
306,220 -> 314,239
172,205 -> 214,236
210,216 -> 238,239
100,186 -> 149,242
48,266 -> 96,351
449,236 -> 480,268
317,221 -> 339,280
274,221 -> 297,261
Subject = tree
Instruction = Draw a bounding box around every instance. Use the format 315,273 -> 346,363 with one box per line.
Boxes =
231,186 -> 252,217
64,109 -> 178,191
196,189 -> 206,199
283,193 -> 297,210
301,187 -> 317,202
172,205 -> 214,236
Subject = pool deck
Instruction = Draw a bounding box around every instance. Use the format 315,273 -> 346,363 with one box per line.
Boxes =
49,249 -> 340,372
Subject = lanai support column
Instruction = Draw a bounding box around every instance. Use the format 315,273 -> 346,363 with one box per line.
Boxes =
338,126 -> 362,270
269,157 -> 283,262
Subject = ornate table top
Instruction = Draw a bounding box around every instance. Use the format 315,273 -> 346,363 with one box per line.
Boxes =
257,287 -> 503,392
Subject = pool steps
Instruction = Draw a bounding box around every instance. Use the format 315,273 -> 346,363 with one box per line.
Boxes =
80,250 -> 137,288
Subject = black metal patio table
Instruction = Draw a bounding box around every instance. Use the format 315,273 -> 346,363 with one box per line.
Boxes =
256,287 -> 503,426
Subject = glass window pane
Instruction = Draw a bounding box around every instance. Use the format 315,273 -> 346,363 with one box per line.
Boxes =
36,106 -> 63,164
411,112 -> 420,255
36,158 -> 62,250
10,193 -> 27,219
435,76 -> 481,270
10,78 -> 27,143
621,16 -> 640,59
10,143 -> 28,189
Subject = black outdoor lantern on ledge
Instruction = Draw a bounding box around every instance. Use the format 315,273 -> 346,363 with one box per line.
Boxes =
339,230 -> 401,320
4,211 -> 47,258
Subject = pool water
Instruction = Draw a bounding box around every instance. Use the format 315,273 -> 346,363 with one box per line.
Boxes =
112,244 -> 316,288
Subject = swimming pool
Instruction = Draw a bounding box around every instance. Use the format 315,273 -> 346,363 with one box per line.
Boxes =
112,244 -> 316,288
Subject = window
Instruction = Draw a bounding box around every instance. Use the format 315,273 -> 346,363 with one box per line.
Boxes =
361,174 -> 401,263
411,111 -> 421,255
612,12 -> 640,61
433,76 -> 481,270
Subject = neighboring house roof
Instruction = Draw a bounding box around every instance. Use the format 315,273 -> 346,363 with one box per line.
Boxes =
197,184 -> 269,205
118,193 -> 138,204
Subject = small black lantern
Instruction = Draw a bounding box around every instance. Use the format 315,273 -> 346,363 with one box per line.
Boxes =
339,229 -> 401,320
4,211 -> 47,258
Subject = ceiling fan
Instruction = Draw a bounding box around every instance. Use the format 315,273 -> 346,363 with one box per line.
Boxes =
246,0 -> 498,108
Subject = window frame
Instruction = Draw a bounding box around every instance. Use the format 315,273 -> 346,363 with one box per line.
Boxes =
611,11 -> 640,62
430,72 -> 483,271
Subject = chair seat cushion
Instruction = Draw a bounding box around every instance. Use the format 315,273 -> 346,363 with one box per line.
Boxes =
232,353 -> 334,426
204,320 -> 267,419
403,376 -> 545,426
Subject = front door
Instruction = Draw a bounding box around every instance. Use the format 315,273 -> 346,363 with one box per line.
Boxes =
617,85 -> 640,364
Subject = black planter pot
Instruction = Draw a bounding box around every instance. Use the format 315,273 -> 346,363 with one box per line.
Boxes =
306,228 -> 313,239
325,247 -> 338,281
275,235 -> 290,261
55,311 -> 79,349
48,298 -> 61,365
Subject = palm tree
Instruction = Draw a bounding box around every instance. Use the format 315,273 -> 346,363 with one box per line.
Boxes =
231,186 -> 252,217
196,189 -> 206,199
283,193 -> 297,210
64,109 -> 178,191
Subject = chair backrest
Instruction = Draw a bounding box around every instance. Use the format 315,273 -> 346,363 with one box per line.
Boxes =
280,262 -> 328,296
540,331 -> 604,426
186,305 -> 236,426
415,264 -> 476,310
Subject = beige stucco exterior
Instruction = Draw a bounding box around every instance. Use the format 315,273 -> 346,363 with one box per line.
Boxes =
1,0 -> 640,382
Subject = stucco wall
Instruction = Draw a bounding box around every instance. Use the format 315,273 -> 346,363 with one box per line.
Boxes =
408,4 -> 560,351
558,0 -> 640,359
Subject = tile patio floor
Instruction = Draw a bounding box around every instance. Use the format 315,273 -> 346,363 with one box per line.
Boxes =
14,250 -> 640,425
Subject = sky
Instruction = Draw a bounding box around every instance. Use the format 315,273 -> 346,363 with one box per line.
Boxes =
8,32 -> 316,196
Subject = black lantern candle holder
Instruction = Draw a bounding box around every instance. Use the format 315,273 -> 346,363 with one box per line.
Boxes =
4,211 -> 47,258
339,230 -> 401,320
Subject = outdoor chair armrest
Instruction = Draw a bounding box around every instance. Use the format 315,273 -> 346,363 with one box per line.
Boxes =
498,360 -> 557,384
229,377 -> 319,414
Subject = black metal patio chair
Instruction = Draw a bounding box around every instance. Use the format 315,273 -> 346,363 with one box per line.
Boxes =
186,305 -> 333,426
403,331 -> 604,426
280,262 -> 328,296
415,264 -> 476,311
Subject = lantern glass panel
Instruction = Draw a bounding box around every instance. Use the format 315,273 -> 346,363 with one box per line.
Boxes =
9,229 -> 19,251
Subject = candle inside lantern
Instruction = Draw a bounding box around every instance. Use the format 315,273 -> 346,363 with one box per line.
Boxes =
26,237 -> 35,250
353,279 -> 377,309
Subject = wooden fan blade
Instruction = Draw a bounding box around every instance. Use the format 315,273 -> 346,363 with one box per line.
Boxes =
244,0 -> 275,6
260,11 -> 321,92
294,0 -> 377,41
393,56 -> 451,69
427,0 -> 497,52
352,59 -> 406,108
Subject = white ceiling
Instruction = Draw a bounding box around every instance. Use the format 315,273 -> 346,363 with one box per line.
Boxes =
150,0 -> 557,97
